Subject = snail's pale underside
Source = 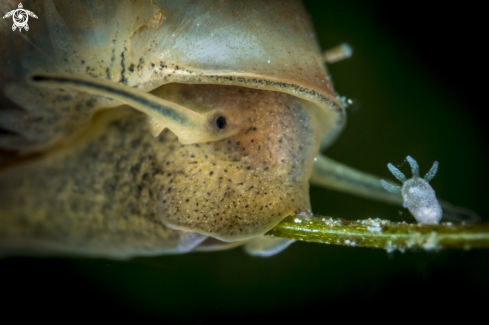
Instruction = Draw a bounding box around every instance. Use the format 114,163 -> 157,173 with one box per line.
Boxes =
0,0 -> 471,258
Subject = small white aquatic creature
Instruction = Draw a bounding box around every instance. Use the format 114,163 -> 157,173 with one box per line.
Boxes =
380,156 -> 442,224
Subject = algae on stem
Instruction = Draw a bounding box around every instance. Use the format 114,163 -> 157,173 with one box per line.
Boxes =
266,214 -> 489,252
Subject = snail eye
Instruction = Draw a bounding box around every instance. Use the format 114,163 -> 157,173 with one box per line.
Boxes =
216,116 -> 227,130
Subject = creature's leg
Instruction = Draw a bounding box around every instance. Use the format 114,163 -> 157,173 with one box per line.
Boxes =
387,163 -> 407,182
25,24 -> 29,31
424,161 -> 439,182
406,156 -> 420,177
310,154 -> 479,223
380,179 -> 401,193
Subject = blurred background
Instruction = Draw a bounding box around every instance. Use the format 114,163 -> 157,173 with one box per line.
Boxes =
2,0 -> 488,323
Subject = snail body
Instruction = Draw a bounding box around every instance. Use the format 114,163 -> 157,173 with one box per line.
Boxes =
0,0 -> 344,258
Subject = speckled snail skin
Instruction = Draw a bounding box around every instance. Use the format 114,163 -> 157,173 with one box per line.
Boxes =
1,0 -> 350,258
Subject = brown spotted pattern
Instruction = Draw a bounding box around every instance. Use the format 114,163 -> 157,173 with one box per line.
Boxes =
155,84 -> 320,241
0,85 -> 320,256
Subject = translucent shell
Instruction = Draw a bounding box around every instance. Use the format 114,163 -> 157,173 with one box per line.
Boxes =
0,0 -> 344,153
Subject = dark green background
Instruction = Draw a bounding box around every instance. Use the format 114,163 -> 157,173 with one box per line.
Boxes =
2,1 -> 487,323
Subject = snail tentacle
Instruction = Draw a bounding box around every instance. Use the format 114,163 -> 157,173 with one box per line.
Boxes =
28,73 -> 234,145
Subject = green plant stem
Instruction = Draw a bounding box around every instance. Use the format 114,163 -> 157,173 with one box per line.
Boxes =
266,214 -> 489,252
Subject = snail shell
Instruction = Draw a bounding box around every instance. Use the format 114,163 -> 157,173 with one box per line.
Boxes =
0,0 -> 344,258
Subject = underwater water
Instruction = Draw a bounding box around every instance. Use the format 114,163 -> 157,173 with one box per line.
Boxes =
2,0 -> 487,323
